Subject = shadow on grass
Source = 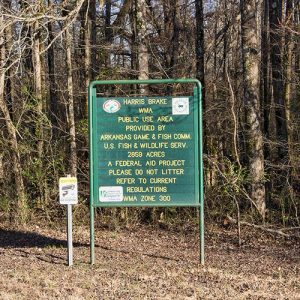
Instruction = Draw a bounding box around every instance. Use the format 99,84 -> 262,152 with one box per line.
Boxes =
0,228 -> 88,249
95,244 -> 181,262
0,228 -> 178,264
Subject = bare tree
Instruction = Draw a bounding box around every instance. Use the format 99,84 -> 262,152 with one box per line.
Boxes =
47,0 -> 60,134
135,0 -> 149,93
0,12 -> 27,223
269,0 -> 288,159
65,23 -> 77,177
0,0 -> 298,226
195,0 -> 205,103
241,0 -> 266,219
283,0 -> 294,149
82,0 -> 97,118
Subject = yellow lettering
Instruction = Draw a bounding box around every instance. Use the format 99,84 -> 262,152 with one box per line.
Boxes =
146,151 -> 165,158
133,134 -> 150,140
158,160 -> 185,167
108,169 -> 132,176
141,195 -> 156,201
116,178 -> 135,184
115,160 -> 142,167
123,195 -> 138,201
138,107 -> 153,113
123,99 -> 145,105
161,168 -> 184,175
157,116 -> 173,122
118,116 -> 139,123
150,178 -> 177,184
126,186 -> 167,193
148,98 -> 168,105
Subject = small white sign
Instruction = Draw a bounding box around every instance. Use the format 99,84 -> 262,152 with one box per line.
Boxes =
99,186 -> 123,202
59,177 -> 78,205
172,97 -> 189,115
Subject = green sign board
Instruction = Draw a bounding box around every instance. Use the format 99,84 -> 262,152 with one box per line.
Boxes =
91,96 -> 199,207
89,79 -> 204,264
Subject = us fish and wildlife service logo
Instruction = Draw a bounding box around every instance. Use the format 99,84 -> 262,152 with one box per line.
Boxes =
103,99 -> 121,113
172,97 -> 189,115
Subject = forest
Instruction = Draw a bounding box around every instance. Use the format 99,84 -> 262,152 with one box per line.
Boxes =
0,0 -> 299,227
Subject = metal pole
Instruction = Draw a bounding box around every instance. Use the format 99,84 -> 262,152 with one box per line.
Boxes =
197,82 -> 205,265
90,206 -> 95,264
67,204 -> 73,266
89,87 -> 96,265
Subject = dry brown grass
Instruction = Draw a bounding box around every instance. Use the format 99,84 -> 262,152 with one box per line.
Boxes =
0,223 -> 299,299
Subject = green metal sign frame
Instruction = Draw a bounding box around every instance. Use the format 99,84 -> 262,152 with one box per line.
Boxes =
88,79 -> 204,264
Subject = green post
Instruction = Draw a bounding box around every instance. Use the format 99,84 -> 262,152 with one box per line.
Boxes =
90,206 -> 95,264
89,86 -> 96,264
194,85 -> 204,265
196,82 -> 205,265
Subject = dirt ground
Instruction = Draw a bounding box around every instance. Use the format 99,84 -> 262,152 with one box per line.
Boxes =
0,221 -> 299,300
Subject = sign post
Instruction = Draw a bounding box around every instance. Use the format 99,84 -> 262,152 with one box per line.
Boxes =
67,204 -> 73,266
88,79 -> 204,264
59,176 -> 78,266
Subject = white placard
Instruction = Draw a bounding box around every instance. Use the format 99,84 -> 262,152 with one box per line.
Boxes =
99,186 -> 123,202
172,97 -> 190,115
59,177 -> 78,205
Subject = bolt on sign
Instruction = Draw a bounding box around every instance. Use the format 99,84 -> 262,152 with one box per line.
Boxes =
89,79 -> 204,264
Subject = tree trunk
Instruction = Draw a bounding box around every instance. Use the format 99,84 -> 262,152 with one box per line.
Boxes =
33,19 -> 48,204
283,0 -> 297,201
241,0 -> 266,219
0,22 -> 27,223
195,0 -> 205,89
261,0 -> 272,205
84,12 -> 91,118
269,0 -> 288,160
83,0 -> 96,118
195,0 -> 209,179
135,0 -> 149,94
47,0 -> 60,135
163,0 -> 181,80
65,26 -> 77,177
284,0 -> 294,149
105,0 -> 113,68
261,0 -> 271,158
129,1 -> 138,83
19,0 -> 34,78
4,13 -> 16,120
90,0 -> 97,79
33,20 -> 44,155
169,0 -> 180,79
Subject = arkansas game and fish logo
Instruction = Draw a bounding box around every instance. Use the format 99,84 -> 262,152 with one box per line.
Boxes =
103,99 -> 121,113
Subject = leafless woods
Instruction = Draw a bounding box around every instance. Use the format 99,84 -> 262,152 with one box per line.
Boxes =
0,0 -> 299,225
